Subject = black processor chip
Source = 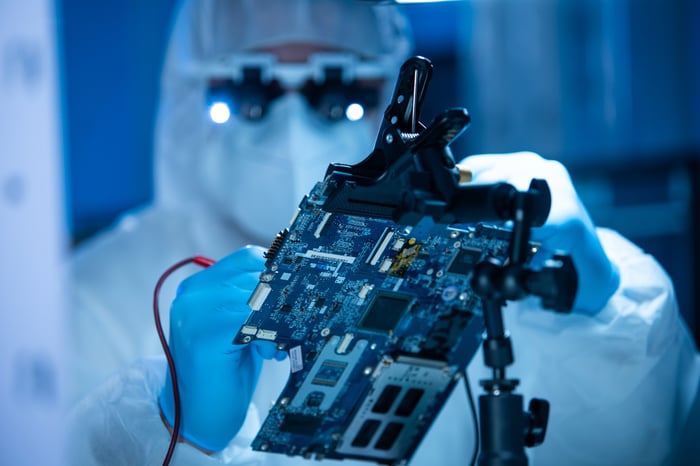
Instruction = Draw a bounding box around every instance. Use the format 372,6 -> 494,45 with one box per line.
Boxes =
359,292 -> 413,333
448,247 -> 482,275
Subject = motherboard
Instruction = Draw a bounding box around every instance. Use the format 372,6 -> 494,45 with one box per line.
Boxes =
231,56 -> 560,464
234,184 -> 519,463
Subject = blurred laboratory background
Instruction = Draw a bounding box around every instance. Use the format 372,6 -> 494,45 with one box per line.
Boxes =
2,1 -> 66,465
61,0 -> 700,341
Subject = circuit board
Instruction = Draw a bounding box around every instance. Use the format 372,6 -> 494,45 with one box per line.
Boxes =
233,179 -> 520,464
229,55 -> 556,465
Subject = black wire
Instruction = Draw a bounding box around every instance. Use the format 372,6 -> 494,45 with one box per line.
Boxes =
463,370 -> 480,466
153,257 -> 201,466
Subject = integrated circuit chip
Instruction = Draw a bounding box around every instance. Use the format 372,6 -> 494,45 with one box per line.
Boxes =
359,293 -> 413,333
312,360 -> 348,387
447,246 -> 483,275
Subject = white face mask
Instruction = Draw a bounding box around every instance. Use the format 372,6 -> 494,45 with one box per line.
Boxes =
200,94 -> 377,242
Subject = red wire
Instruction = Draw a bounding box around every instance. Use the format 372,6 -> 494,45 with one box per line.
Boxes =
153,255 -> 214,466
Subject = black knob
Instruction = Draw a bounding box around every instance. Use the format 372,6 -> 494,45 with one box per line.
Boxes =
524,398 -> 550,447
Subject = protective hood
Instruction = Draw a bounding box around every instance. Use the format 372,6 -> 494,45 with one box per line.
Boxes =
153,0 -> 413,245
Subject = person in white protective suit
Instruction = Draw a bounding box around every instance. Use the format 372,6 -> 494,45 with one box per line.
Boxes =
66,0 -> 700,465
66,0 -> 407,402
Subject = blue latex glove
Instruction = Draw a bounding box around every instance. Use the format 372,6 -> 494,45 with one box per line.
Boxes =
159,245 -> 285,452
461,152 -> 620,314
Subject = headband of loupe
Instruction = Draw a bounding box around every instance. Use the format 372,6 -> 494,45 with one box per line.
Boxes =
194,52 -> 393,124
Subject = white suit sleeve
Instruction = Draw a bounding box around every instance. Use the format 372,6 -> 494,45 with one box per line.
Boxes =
466,228 -> 700,465
64,357 -> 267,466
